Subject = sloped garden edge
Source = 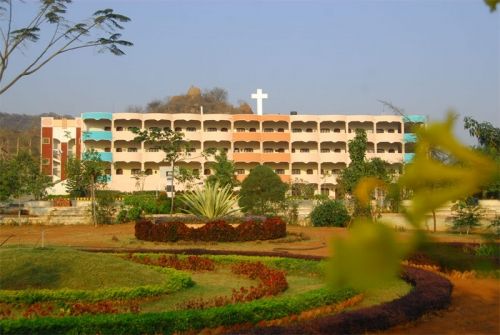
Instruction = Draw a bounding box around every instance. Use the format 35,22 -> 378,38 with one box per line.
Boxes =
79,247 -> 453,334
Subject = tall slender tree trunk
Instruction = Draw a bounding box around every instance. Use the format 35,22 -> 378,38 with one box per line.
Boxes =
91,179 -> 96,227
170,162 -> 175,215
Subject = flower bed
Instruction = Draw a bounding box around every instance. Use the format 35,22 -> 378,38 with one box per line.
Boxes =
135,217 -> 286,242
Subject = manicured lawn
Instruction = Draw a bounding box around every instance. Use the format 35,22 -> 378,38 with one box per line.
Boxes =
0,247 -> 175,290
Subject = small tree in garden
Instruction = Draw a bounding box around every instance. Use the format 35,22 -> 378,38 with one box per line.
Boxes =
180,181 -> 240,220
206,150 -> 239,190
238,165 -> 288,216
66,150 -> 107,226
450,197 -> 483,234
132,127 -> 190,214
310,200 -> 350,227
337,129 -> 391,218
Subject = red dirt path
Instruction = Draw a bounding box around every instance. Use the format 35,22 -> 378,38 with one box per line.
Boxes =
0,223 -> 498,334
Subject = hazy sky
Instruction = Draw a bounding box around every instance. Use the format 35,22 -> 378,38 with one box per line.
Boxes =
0,0 -> 498,143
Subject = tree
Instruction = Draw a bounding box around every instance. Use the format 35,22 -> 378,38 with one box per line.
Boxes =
133,127 -> 192,214
65,150 -> 107,226
0,0 -> 132,95
238,165 -> 288,216
463,116 -> 500,199
337,129 -> 391,217
206,150 -> 239,190
0,151 -> 51,201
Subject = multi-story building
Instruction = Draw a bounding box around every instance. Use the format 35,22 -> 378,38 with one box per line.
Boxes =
41,112 -> 425,198
40,117 -> 83,182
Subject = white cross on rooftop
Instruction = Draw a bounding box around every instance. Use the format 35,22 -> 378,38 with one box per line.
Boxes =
251,88 -> 268,116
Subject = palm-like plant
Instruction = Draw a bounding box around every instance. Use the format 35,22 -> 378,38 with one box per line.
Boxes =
180,182 -> 240,220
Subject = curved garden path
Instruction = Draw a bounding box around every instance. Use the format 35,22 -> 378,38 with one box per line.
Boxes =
0,223 -> 498,334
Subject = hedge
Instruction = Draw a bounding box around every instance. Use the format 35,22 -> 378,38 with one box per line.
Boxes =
0,267 -> 193,304
135,217 -> 286,242
0,287 -> 355,335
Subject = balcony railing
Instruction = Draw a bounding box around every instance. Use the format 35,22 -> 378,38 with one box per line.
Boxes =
83,131 -> 112,141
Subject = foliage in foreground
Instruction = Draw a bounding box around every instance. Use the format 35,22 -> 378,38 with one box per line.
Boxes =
180,182 -> 240,220
328,114 -> 497,292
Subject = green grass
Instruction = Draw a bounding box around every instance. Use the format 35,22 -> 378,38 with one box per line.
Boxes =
0,247 -> 178,290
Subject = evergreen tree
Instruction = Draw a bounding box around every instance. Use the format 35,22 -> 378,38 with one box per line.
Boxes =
238,165 -> 287,216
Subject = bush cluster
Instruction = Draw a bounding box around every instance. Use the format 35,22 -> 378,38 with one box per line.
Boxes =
310,200 -> 350,227
135,217 -> 286,242
117,194 -> 188,222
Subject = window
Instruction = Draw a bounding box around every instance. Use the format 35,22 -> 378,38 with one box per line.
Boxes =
116,168 -> 123,175
187,147 -> 196,153
333,169 -> 341,174
145,169 -> 153,175
275,169 -> 285,175
277,128 -> 285,132
275,148 -> 285,153
42,158 -> 50,165
223,148 -> 229,152
186,127 -> 196,132
377,128 -> 384,133
291,148 -> 296,153
243,148 -> 254,152
234,148 -> 240,153
264,128 -> 274,132
221,128 -> 228,132
249,128 -> 256,132
388,148 -> 396,153
320,169 -> 325,175
207,127 -> 217,132
377,149 -> 385,153
42,137 -> 50,144
300,148 -> 310,153
104,126 -> 111,131
306,128 -> 313,133
321,188 -> 330,196
334,148 -> 341,153
264,148 -> 273,153
236,128 -> 245,132
146,148 -> 159,152
320,128 -> 330,133
131,169 -> 141,175
116,148 -> 123,152
104,147 -> 111,152
204,169 -> 211,175
175,127 -> 182,132
236,169 -> 245,175
306,169 -> 313,175
116,126 -> 124,131
128,148 -> 138,152
388,129 -> 395,133
292,169 -> 301,175
334,128 -> 341,133
292,128 -> 302,133
163,127 -> 171,131
321,148 -> 330,153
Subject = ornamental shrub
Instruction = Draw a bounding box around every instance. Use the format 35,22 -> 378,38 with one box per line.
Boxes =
310,200 -> 350,227
134,217 -> 286,242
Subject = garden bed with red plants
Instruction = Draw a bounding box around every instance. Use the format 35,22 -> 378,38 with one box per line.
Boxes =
0,249 -> 452,335
134,216 -> 286,242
